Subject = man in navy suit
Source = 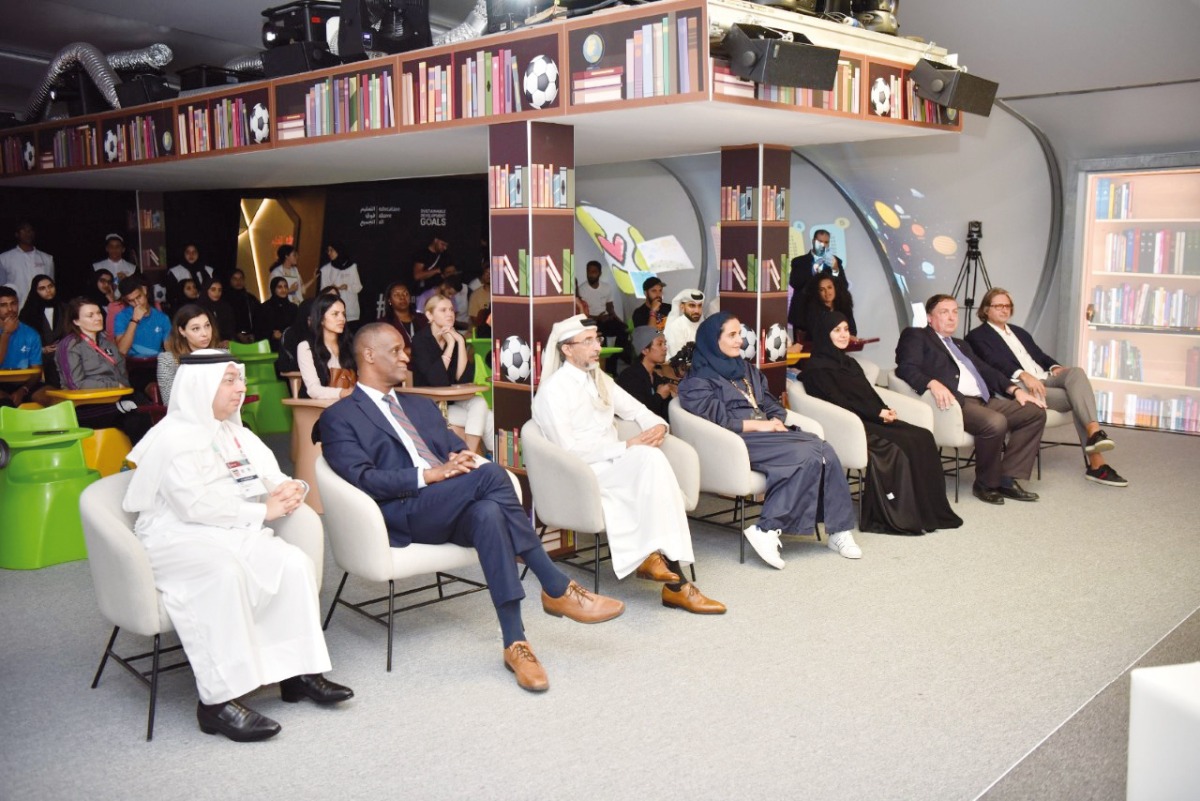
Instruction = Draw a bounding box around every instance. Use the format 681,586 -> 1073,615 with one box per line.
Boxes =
965,288 -> 1127,487
320,323 -> 625,693
895,294 -> 1048,505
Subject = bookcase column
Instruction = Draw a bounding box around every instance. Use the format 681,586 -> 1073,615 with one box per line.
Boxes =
718,144 -> 792,396
488,120 -> 576,493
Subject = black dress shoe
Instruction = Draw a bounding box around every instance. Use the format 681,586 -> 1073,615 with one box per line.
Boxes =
997,482 -> 1039,502
196,700 -> 281,742
972,483 -> 1005,505
280,673 -> 354,704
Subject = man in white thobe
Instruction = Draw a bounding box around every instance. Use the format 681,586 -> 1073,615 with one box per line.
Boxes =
0,220 -> 54,308
663,288 -> 704,361
531,315 -> 726,614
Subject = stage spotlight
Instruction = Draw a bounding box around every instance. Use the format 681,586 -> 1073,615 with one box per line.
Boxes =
261,1 -> 340,49
911,58 -> 999,117
718,23 -> 840,91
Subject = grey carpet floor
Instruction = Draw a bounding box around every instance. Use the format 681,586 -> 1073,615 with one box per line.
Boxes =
1,425 -> 1197,800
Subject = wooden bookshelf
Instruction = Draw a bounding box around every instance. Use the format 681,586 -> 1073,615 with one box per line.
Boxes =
175,85 -> 274,157
273,58 -> 399,142
96,102 -> 177,167
1078,167 -> 1200,435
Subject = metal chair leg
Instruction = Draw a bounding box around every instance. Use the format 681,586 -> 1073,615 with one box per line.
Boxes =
386,579 -> 395,672
91,626 -> 119,688
737,497 -> 746,564
954,448 -> 961,502
593,534 -> 601,593
324,572 -> 349,630
146,633 -> 161,741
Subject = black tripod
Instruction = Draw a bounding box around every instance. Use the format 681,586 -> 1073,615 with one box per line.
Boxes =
951,226 -> 991,336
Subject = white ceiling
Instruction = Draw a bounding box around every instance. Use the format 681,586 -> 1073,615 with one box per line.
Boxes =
1,0 -> 1198,162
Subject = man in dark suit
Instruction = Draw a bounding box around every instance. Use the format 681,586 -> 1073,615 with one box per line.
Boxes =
965,288 -> 1127,487
788,228 -> 848,331
320,323 -> 624,693
895,294 -> 1048,505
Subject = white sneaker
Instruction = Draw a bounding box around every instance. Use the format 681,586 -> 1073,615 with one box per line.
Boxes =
743,525 -> 785,569
827,530 -> 862,559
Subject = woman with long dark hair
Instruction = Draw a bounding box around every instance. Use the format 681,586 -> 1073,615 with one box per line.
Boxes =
296,293 -> 355,400
18,274 -> 64,348
157,304 -> 217,405
796,274 -> 857,342
257,277 -> 299,351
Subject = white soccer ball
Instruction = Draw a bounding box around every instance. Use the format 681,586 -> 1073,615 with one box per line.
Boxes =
499,335 -> 532,383
249,102 -> 270,143
739,324 -> 758,361
103,128 -> 119,162
764,323 -> 789,362
22,140 -> 34,169
523,55 -> 559,110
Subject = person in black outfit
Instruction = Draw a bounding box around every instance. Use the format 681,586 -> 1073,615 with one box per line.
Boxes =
18,273 -> 64,349
801,311 -> 962,534
630,276 -> 670,331
795,274 -> 857,343
788,228 -> 849,332
410,236 -> 457,295
224,269 -> 260,343
199,279 -> 237,345
257,277 -> 298,352
616,325 -> 674,423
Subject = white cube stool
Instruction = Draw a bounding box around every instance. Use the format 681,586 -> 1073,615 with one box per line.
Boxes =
1127,661 -> 1200,800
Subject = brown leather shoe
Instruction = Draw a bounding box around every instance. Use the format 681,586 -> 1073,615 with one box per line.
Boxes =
503,641 -> 549,692
635,552 -> 681,583
661,583 -> 727,615
542,580 -> 625,623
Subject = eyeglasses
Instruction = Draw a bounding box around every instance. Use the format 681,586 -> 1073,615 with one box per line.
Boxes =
989,303 -> 1013,310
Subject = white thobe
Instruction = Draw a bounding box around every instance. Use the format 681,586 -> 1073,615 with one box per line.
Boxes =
0,246 -> 54,307
318,263 -> 364,321
532,362 -> 694,578
132,432 -> 331,704
664,315 -> 699,360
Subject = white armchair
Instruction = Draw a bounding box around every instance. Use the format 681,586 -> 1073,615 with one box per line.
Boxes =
314,455 -> 496,671
886,370 -> 976,501
668,397 -> 824,562
519,418 -> 700,591
80,470 -> 325,740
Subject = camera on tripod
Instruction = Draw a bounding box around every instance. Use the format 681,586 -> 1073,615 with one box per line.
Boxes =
965,220 -> 982,256
953,219 -> 990,333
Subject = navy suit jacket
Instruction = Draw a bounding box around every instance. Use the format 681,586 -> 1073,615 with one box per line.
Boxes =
964,322 -> 1058,378
320,386 -> 467,547
894,325 -> 1014,403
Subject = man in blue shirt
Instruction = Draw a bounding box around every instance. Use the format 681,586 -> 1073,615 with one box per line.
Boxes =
114,276 -> 170,358
0,285 -> 50,406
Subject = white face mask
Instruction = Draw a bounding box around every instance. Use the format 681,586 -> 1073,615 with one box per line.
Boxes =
812,241 -> 826,256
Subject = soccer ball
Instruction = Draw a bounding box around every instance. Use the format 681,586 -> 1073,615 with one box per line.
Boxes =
249,103 -> 270,144
22,140 -> 34,170
764,323 -> 789,362
103,128 -> 119,162
499,335 -> 532,383
523,55 -> 559,110
739,324 -> 758,361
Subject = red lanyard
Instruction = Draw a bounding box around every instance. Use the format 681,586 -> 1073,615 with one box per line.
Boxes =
83,335 -> 117,367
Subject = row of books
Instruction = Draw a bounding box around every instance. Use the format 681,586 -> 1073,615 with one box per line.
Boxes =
1094,178 -> 1134,220
176,104 -> 212,154
712,62 -> 755,99
401,63 -> 453,126
491,249 -> 575,296
212,96 -> 258,150
461,49 -> 522,118
295,70 -> 396,137
488,163 -> 572,209
493,429 -> 525,469
718,254 -> 784,292
49,124 -> 99,169
1,136 -> 30,174
1097,391 -> 1199,433
1087,339 -> 1143,382
753,58 -> 861,114
623,14 -> 701,100
904,80 -> 955,125
572,67 -> 623,105
1098,228 -> 1200,275
720,185 -> 788,221
104,117 -> 162,163
138,208 -> 164,230
1089,282 -> 1200,329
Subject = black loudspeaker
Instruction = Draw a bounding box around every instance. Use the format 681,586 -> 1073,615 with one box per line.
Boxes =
820,0 -> 854,15
115,74 -> 179,108
721,24 -> 840,91
911,58 -> 999,117
758,0 -> 819,15
262,41 -> 339,78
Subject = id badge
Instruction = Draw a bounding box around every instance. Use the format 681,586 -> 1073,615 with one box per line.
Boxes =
227,457 -> 268,498
751,409 -> 768,421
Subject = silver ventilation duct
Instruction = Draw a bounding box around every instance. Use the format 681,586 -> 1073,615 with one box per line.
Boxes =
107,43 -> 173,72
224,53 -> 265,77
433,0 -> 488,46
24,42 -> 119,120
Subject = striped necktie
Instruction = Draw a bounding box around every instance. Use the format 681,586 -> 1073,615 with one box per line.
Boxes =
383,394 -> 443,466
942,336 -> 990,402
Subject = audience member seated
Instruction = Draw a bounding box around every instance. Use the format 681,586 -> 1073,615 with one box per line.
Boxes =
277,286 -> 339,375
268,245 -> 314,306
125,351 -> 353,740
55,296 -> 153,443
256,277 -> 299,353
296,294 -> 355,400
895,294 -> 1048,506
178,278 -> 201,304
321,324 -> 625,692
467,268 -> 492,337
532,314 -> 726,614
630,276 -> 670,331
788,227 -> 849,330
0,286 -> 52,406
679,313 -> 862,568
663,288 -> 705,361
17,273 -> 64,385
86,269 -> 121,332
157,304 -> 217,406
801,312 -> 963,534
165,243 -> 215,310
965,287 -> 1127,488
794,275 -> 857,343
378,281 -> 426,357
199,279 -> 237,346
224,269 -> 260,344
114,276 -> 170,358
410,294 -> 493,454
616,326 -> 674,423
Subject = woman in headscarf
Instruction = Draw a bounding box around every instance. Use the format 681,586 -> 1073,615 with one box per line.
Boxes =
124,350 -> 352,742
223,268 -> 260,343
318,242 -> 363,328
198,278 -> 235,346
801,312 -> 962,535
256,276 -> 299,352
18,274 -> 64,381
165,243 -> 215,309
678,312 -> 862,568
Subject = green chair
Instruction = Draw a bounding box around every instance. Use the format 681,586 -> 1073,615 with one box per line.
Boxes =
0,402 -> 99,569
228,340 -> 292,434
473,350 -> 493,409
